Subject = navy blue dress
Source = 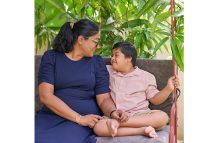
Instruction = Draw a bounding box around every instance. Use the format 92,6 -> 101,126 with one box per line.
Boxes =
35,50 -> 110,143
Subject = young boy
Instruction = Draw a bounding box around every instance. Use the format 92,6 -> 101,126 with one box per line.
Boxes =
93,42 -> 179,138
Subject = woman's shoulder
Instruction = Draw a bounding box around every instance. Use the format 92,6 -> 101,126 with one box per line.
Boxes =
43,50 -> 57,57
92,55 -> 105,64
91,55 -> 108,71
93,55 -> 103,60
41,50 -> 58,62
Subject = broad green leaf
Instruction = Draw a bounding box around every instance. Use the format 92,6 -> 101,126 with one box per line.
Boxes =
170,39 -> 184,72
155,2 -> 169,14
163,43 -> 170,53
100,24 -> 115,32
46,0 -> 65,13
153,37 -> 169,55
134,33 -> 143,50
137,0 -> 159,17
113,35 -> 124,45
141,51 -> 153,58
120,19 -> 149,29
138,0 -> 146,11
173,9 -> 184,17
157,31 -> 171,36
180,47 -> 184,62
152,11 -> 171,31
145,39 -> 153,50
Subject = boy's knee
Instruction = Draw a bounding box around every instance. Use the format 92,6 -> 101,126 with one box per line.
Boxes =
154,111 -> 169,129
159,111 -> 169,128
162,111 -> 169,124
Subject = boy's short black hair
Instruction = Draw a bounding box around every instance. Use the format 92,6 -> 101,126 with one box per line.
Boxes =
112,42 -> 137,67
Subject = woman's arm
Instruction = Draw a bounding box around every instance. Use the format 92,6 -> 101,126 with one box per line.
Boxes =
96,93 -> 116,117
39,82 -> 101,128
39,82 -> 80,122
96,93 -> 129,122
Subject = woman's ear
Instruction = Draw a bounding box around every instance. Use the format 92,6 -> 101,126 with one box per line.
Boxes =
77,35 -> 85,45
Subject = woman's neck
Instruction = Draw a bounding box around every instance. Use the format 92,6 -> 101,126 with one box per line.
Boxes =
65,49 -> 84,61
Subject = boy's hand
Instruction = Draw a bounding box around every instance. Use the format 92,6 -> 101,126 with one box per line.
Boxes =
111,109 -> 129,122
167,75 -> 180,91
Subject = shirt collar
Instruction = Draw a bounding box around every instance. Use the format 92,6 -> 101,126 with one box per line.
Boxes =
112,66 -> 141,77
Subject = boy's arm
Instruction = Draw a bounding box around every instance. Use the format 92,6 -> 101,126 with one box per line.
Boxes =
149,76 -> 179,105
149,86 -> 172,105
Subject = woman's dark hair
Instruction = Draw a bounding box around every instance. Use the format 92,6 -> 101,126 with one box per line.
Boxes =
52,19 -> 99,53
112,42 -> 137,67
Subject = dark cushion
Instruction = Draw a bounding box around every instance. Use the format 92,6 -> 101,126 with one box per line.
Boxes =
35,55 -> 43,112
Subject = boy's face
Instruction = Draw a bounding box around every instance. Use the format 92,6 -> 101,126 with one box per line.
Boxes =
111,48 -> 131,71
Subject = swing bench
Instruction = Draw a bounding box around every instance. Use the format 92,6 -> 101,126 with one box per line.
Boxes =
35,56 -> 180,143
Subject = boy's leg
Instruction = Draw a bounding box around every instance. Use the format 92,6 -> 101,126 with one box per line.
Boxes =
117,126 -> 157,137
93,119 -> 157,137
120,110 -> 169,129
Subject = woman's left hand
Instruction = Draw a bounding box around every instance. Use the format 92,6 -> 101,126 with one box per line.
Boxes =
111,109 -> 129,122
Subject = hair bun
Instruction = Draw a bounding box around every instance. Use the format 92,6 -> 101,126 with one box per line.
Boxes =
70,22 -> 75,29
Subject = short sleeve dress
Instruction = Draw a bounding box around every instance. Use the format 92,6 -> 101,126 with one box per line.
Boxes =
35,50 -> 110,143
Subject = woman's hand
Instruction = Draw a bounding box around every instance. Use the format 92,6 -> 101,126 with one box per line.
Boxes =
111,109 -> 129,122
79,114 -> 102,128
167,75 -> 180,91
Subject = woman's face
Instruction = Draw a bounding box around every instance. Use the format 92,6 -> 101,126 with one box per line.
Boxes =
111,48 -> 130,71
80,32 -> 100,57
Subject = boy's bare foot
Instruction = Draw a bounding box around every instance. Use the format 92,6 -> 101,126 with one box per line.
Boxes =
106,119 -> 119,137
144,126 -> 158,138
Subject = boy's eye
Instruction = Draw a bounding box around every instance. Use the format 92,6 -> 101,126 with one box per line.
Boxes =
111,53 -> 119,57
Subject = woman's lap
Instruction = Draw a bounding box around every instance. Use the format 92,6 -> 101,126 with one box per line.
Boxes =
35,111 -> 97,143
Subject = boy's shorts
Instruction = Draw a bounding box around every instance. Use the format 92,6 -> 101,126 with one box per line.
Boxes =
131,109 -> 160,116
102,109 -> 160,119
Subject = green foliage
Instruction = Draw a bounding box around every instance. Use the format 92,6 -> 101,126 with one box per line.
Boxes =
35,0 -> 184,71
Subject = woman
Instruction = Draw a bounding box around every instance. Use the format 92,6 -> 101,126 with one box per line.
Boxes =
35,19 -> 128,143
